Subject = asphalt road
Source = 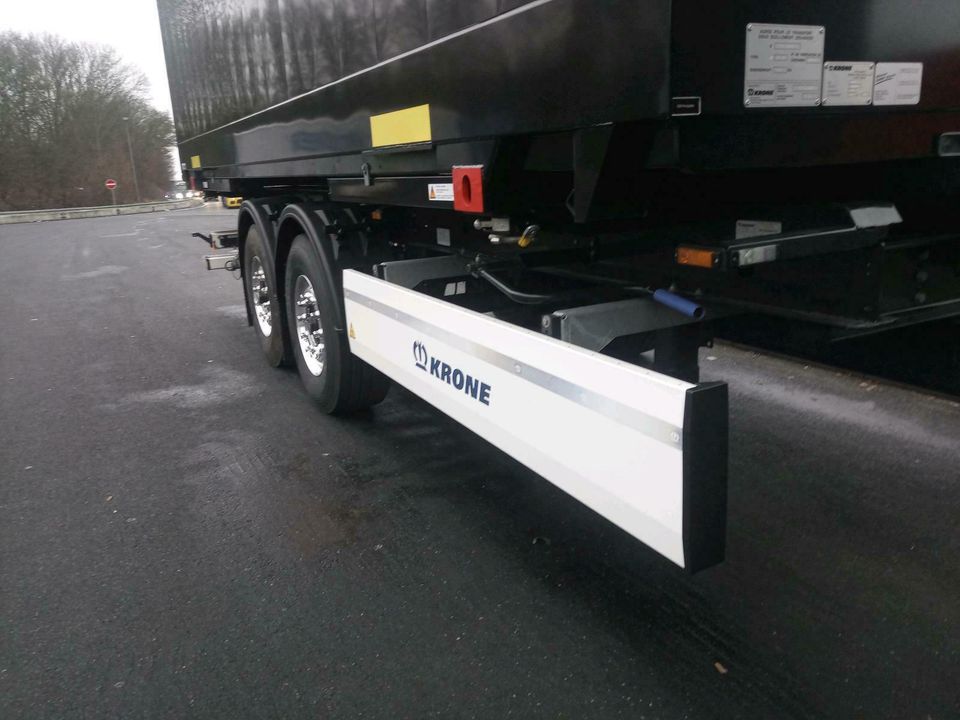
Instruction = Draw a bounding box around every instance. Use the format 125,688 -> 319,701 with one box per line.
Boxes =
1,206 -> 958,719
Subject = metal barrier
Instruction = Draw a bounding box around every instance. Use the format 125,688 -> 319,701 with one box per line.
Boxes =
0,198 -> 204,225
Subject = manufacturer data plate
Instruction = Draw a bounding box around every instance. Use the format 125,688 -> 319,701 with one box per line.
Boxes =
744,23 -> 825,108
873,63 -> 924,106
822,62 -> 876,106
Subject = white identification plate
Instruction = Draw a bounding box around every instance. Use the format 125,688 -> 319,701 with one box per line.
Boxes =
736,220 -> 783,240
427,183 -> 454,202
822,62 -> 876,106
744,23 -> 825,108
873,63 -> 923,106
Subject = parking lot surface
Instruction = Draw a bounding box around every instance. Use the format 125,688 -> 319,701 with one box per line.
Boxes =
1,206 -> 958,719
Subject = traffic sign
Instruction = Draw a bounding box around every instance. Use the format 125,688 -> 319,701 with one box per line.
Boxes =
105,179 -> 117,190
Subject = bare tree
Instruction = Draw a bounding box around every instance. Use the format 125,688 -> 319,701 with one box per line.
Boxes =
0,32 -> 175,211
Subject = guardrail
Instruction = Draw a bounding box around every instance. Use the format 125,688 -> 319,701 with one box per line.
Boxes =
0,198 -> 204,225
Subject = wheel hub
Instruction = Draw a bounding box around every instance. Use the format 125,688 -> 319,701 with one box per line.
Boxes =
294,275 -> 325,376
249,256 -> 272,337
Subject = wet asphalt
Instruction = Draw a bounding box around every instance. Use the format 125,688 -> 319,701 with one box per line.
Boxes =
1,205 -> 958,719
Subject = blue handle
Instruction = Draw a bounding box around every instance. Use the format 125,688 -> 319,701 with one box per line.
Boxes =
653,289 -> 705,319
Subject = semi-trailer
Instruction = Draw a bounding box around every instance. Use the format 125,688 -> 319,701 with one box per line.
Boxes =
158,0 -> 960,572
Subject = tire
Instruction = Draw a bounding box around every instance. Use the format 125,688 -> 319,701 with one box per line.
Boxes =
243,226 -> 286,367
284,233 -> 390,414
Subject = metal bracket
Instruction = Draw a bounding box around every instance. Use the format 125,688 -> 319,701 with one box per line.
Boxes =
572,124 -> 614,223
543,297 -> 725,382
205,251 -> 239,271
193,229 -> 238,249
681,204 -> 900,271
542,297 -> 705,352
377,254 -> 471,289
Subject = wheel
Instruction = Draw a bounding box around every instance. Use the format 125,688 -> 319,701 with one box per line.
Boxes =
243,226 -> 286,367
284,233 -> 390,414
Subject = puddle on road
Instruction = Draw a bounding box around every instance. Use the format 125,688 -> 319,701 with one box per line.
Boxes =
182,435 -> 361,556
710,346 -> 960,454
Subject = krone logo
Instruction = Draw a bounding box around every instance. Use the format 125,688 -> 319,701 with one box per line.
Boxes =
413,340 -> 428,371
411,339 -> 492,406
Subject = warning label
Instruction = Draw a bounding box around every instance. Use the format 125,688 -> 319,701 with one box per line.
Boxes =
428,183 -> 454,202
744,24 -> 825,108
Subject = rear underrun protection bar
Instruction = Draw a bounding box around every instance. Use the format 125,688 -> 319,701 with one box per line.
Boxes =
342,270 -> 728,572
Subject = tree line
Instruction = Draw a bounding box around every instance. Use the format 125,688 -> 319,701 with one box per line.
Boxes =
0,32 -> 176,211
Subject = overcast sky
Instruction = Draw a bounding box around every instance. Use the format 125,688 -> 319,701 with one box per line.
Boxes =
1,0 -> 174,115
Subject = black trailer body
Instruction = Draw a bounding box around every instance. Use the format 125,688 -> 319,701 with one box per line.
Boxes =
160,1 -> 960,178
160,0 -> 671,182
158,1 -> 960,571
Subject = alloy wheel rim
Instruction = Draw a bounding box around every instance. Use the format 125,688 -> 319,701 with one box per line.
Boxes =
250,256 -> 272,337
294,275 -> 325,376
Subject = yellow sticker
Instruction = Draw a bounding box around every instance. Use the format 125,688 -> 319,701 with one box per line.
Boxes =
190,155 -> 201,169
369,104 -> 431,148
348,322 -> 356,340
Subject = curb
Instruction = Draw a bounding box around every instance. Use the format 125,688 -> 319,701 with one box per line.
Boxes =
0,198 -> 205,225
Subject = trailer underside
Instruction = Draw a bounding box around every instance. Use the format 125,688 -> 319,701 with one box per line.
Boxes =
196,169 -> 956,571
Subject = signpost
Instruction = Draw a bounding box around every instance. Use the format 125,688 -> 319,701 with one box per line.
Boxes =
105,178 -> 117,206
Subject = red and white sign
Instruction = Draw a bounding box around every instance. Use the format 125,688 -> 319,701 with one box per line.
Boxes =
104,179 -> 117,190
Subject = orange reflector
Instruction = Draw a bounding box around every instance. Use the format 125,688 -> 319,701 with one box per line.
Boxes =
677,246 -> 718,269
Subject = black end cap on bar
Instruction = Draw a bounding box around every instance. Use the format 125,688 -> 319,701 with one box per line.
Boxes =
682,382 -> 729,573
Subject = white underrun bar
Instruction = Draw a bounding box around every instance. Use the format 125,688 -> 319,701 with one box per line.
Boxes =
343,270 -> 727,571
